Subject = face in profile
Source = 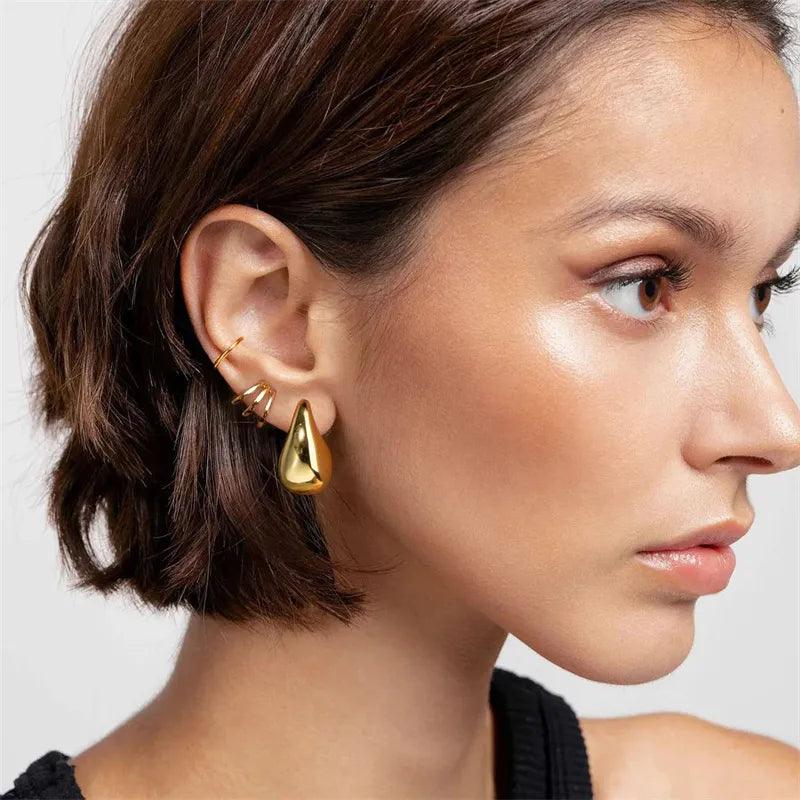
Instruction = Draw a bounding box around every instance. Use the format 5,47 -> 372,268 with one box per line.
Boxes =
309,16 -> 800,684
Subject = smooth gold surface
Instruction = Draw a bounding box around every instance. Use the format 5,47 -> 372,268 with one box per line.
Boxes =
278,399 -> 332,494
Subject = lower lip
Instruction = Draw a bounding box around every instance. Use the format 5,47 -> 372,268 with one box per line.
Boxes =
634,545 -> 736,595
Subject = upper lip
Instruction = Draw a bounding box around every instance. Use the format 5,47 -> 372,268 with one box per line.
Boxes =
639,518 -> 753,552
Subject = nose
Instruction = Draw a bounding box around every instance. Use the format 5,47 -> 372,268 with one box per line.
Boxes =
683,313 -> 800,475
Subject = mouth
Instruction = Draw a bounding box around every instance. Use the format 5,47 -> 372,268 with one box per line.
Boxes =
634,544 -> 736,595
634,518 -> 752,596
638,518 -> 752,552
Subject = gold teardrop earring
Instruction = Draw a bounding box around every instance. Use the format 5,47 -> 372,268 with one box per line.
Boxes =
278,398 -> 332,495
213,335 -> 332,494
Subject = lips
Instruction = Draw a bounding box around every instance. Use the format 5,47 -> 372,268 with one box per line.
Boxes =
634,544 -> 737,595
638,518 -> 752,553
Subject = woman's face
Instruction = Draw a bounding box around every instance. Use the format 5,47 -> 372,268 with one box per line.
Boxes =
323,17 -> 800,683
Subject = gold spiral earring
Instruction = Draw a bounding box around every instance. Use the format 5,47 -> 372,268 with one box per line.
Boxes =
231,381 -> 276,428
214,335 -> 332,494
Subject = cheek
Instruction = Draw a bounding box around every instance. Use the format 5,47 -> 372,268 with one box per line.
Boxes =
350,268 -> 680,588
342,259 -> 700,682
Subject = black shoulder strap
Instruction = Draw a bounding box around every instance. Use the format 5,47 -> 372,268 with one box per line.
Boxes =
2,751 -> 84,800
491,667 -> 593,799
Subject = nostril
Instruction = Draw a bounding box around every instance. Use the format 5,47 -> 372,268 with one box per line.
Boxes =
718,455 -> 774,469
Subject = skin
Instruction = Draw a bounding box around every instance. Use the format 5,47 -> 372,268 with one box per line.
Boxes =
71,13 -> 800,800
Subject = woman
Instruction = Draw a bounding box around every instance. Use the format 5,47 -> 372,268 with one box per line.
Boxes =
4,0 -> 800,797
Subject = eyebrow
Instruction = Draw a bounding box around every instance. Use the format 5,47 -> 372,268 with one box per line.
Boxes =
560,192 -> 800,271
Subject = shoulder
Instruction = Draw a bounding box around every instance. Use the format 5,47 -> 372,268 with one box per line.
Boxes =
579,712 -> 800,800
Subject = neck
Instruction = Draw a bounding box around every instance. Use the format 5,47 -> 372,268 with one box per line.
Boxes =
73,547 -> 509,798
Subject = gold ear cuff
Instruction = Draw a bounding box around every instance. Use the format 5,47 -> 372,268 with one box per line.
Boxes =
213,335 -> 244,369
213,335 -> 332,495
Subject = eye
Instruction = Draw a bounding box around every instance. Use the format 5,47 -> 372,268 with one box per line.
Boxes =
749,263 -> 800,336
593,258 -> 693,328
597,274 -> 672,325
750,282 -> 771,327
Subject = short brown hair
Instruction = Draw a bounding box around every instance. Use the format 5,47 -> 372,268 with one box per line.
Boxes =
20,0 -> 797,626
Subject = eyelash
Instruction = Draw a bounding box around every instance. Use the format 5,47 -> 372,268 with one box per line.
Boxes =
602,259 -> 800,334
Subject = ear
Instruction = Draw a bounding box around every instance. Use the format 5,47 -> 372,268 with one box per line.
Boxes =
179,203 -> 338,436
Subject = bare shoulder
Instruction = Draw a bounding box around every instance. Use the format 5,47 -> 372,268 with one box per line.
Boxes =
578,712 -> 800,800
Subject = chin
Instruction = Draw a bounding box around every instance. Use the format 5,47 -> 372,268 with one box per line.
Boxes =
517,602 -> 698,685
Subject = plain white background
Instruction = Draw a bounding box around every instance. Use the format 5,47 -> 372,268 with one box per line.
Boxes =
2,0 -> 799,786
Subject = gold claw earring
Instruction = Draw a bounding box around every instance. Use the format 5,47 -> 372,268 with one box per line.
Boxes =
213,335 -> 332,495
231,381 -> 276,428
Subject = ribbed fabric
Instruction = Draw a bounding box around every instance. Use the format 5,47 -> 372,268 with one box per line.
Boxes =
2,667 -> 593,800
1,750 -> 83,799
490,666 -> 594,799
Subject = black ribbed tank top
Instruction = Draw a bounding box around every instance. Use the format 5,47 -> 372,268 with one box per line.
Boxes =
2,666 -> 593,799
489,667 -> 593,798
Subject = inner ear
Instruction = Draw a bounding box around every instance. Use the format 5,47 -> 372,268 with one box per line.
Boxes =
248,270 -> 315,372
182,212 -> 312,371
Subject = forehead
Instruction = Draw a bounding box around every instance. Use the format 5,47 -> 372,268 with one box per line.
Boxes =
472,14 -> 800,245
570,15 -> 796,168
